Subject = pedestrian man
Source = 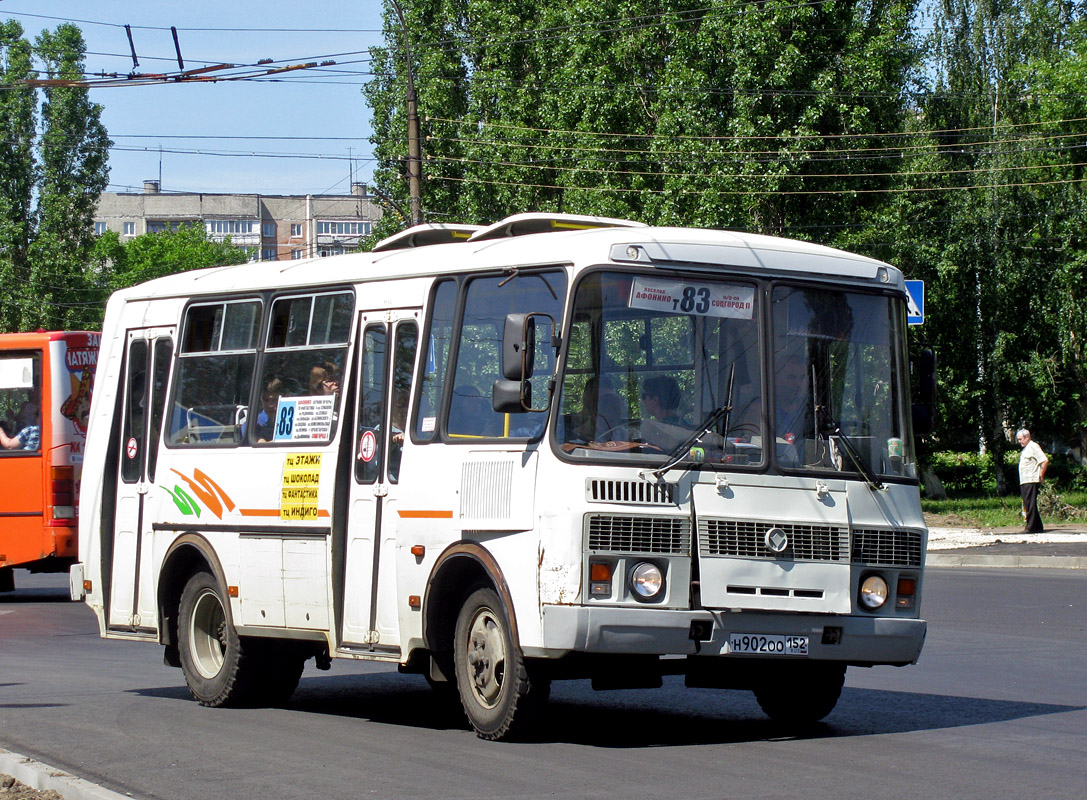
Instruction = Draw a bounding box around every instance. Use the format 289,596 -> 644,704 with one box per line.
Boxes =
1015,428 -> 1048,533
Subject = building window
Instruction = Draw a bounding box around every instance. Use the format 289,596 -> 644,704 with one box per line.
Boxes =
319,245 -> 345,258
291,249 -> 304,260
94,222 -> 107,235
123,221 -> 135,236
316,221 -> 370,236
262,222 -> 276,238
262,247 -> 277,261
290,223 -> 303,238
148,220 -> 190,234
206,219 -> 254,235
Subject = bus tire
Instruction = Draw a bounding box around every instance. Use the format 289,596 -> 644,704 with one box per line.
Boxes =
753,662 -> 846,725
178,570 -> 258,707
453,587 -> 547,741
252,640 -> 306,706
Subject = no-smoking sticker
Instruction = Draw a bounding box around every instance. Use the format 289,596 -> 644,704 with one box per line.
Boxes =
358,429 -> 377,462
126,437 -> 138,459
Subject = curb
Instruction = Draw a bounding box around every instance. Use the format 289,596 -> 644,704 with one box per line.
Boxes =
0,749 -> 132,800
927,553 -> 1087,569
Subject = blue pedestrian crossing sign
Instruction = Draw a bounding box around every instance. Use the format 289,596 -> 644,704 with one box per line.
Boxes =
905,280 -> 924,325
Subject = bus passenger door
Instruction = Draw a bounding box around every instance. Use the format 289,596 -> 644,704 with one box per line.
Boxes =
341,310 -> 419,652
108,328 -> 174,632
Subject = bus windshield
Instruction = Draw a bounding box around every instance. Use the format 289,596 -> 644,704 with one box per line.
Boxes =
556,270 -> 916,481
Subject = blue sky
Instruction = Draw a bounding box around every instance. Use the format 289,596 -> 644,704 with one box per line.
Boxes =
4,1 -> 387,195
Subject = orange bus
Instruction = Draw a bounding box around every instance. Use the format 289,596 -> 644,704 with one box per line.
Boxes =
0,331 -> 98,593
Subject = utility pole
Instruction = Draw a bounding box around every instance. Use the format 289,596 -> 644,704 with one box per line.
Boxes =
390,0 -> 422,226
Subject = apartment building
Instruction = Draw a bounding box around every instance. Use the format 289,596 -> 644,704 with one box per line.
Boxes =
93,181 -> 382,261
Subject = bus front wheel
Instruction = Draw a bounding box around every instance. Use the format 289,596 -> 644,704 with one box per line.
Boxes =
453,587 -> 548,741
178,569 -> 258,707
753,661 -> 846,725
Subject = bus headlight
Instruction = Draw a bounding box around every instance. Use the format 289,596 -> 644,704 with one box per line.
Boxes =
859,574 -> 889,610
630,562 -> 663,600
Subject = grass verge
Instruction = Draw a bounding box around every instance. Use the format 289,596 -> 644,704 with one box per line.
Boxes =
923,488 -> 1087,528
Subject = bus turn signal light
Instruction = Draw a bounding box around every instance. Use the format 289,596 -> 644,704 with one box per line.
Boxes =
896,576 -> 917,610
590,562 -> 612,597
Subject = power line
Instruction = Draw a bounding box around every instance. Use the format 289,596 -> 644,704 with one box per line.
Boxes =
424,130 -> 1087,161
425,153 -> 1087,182
427,115 -> 1087,143
430,172 -> 1086,196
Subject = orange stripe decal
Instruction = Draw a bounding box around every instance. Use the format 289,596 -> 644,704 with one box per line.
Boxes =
398,509 -> 454,519
239,508 -> 330,518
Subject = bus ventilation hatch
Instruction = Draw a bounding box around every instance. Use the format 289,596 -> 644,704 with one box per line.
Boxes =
585,479 -> 676,506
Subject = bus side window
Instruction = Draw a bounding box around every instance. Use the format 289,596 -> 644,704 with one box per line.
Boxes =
168,300 -> 261,446
413,279 -> 456,443
0,352 -> 42,453
387,320 -> 417,483
446,270 -> 567,440
253,290 -> 352,444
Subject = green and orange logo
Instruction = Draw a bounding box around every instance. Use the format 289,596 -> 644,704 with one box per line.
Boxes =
164,469 -> 236,519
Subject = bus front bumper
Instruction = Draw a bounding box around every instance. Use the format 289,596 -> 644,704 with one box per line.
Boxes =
532,605 -> 926,666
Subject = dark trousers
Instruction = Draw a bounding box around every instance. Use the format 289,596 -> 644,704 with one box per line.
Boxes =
1021,482 -> 1044,533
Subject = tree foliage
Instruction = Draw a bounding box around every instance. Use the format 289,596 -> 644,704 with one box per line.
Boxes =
364,0 -> 1087,470
0,20 -> 111,333
91,225 -> 249,293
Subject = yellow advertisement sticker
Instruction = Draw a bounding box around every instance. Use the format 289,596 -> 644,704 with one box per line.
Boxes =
281,453 -> 322,521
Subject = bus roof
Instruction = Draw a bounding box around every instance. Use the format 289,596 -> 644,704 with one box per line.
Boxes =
0,330 -> 99,345
110,216 -> 900,303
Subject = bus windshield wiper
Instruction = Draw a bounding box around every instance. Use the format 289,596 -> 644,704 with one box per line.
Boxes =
650,365 -> 734,478
818,408 -> 883,490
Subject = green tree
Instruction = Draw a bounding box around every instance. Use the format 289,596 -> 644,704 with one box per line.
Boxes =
0,20 -> 37,328
0,21 -> 111,332
92,225 -> 248,295
904,0 -> 1085,485
364,1 -> 920,233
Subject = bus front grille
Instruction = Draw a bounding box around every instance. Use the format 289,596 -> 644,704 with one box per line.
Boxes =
851,528 -> 924,567
587,514 -> 691,555
699,519 -> 849,562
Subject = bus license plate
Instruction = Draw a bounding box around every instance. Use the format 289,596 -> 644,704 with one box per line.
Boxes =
728,633 -> 809,656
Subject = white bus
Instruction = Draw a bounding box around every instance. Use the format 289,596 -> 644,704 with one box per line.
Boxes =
73,213 -> 932,740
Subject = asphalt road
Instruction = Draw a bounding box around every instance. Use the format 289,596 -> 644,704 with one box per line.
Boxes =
2,567 -> 1086,800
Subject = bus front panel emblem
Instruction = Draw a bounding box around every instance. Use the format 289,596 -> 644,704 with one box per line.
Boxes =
764,526 -> 789,554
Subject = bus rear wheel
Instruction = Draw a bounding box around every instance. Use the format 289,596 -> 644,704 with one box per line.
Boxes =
453,587 -> 548,741
753,661 -> 846,725
178,569 -> 259,707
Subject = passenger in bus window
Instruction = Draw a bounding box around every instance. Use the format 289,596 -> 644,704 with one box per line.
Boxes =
576,376 -> 628,441
309,361 -> 340,396
0,400 -> 40,451
254,376 -> 284,443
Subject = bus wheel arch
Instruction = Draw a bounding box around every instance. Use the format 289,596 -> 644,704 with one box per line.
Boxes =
423,542 -> 548,740
158,535 -> 229,664
422,543 -> 514,685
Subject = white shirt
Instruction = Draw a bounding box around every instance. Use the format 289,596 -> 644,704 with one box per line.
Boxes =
1019,440 -> 1048,484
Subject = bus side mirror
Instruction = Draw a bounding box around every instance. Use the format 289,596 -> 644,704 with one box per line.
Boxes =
502,313 -> 536,381
912,347 -> 936,437
492,379 -> 531,414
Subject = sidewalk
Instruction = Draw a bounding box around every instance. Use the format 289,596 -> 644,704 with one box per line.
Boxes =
927,521 -> 1087,569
